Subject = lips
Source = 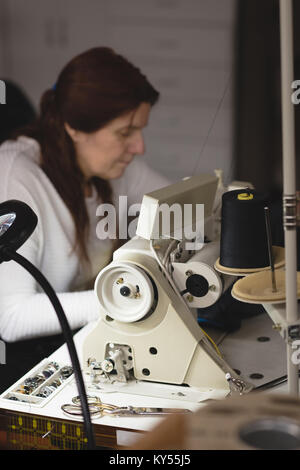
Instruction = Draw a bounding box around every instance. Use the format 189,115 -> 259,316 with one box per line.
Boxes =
118,158 -> 133,165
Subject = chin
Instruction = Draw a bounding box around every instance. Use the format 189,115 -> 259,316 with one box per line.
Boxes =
98,161 -> 131,180
108,166 -> 128,180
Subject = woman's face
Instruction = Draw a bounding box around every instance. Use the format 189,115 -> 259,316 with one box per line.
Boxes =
68,102 -> 151,181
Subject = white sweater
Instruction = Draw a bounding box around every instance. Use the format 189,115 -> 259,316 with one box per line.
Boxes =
0,137 -> 170,342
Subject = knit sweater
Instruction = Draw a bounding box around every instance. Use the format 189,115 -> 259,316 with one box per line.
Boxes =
0,137 -> 170,342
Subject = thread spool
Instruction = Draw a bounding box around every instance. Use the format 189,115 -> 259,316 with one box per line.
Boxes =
219,189 -> 269,269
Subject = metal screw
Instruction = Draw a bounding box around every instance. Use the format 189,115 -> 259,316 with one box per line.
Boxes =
116,278 -> 124,284
185,270 -> 193,277
186,294 -> 194,302
272,323 -> 282,331
101,359 -> 114,373
209,285 -> 216,291
87,357 -> 96,367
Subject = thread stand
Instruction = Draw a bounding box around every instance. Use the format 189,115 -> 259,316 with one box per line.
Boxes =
279,0 -> 299,395
264,207 -> 277,293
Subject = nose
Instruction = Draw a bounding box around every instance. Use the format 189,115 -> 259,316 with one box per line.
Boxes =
128,131 -> 145,156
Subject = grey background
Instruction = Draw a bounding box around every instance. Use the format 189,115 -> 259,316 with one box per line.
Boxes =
0,0 -> 236,184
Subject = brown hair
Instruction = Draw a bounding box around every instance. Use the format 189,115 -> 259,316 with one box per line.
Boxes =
14,47 -> 159,262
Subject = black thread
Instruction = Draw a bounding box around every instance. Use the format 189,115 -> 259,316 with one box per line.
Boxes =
220,189 -> 270,269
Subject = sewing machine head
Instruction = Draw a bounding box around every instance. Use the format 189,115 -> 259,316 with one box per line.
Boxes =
81,173 -> 252,396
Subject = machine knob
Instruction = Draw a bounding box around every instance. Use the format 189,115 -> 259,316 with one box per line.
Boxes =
95,262 -> 155,322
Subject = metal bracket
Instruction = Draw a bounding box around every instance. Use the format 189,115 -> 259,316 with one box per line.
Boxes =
288,324 -> 300,341
283,194 -> 297,230
225,373 -> 248,395
87,344 -> 133,386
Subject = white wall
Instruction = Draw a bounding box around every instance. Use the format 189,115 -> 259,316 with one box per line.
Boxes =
0,0 -> 236,183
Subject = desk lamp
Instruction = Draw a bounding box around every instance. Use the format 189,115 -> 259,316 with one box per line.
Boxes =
0,199 -> 95,449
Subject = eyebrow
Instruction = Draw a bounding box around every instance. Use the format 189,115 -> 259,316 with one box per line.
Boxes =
118,124 -> 146,131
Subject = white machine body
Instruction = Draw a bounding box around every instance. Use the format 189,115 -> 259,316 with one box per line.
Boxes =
82,173 -> 253,395
82,238 -> 237,391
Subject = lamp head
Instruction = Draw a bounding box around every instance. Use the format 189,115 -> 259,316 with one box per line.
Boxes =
0,200 -> 38,262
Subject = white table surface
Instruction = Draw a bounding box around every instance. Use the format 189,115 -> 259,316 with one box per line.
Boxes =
0,322 -> 223,446
0,314 -> 296,447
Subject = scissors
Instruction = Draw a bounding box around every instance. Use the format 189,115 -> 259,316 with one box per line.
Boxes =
61,395 -> 191,417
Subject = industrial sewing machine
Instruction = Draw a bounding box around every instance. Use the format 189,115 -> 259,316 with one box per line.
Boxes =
82,172 -> 254,399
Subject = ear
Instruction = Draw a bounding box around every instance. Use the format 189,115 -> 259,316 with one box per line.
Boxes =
64,122 -> 86,143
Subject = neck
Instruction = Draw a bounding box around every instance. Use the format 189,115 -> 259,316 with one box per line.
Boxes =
84,180 -> 93,198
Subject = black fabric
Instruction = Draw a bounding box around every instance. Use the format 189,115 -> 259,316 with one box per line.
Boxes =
234,0 -> 300,194
0,333 -> 67,394
0,79 -> 36,144
197,287 -> 265,332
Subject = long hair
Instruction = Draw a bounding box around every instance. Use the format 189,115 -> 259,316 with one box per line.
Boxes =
13,47 -> 159,262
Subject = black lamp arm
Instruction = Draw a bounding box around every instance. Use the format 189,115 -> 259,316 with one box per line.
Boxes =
2,247 -> 96,450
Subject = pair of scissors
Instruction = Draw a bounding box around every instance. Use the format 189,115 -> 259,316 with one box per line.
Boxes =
61,395 -> 191,417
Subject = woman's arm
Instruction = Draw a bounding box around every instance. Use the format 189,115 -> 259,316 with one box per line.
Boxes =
0,211 -> 100,342
0,147 -> 100,343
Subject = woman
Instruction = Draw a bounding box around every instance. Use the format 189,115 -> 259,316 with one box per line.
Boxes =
0,47 -> 169,390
